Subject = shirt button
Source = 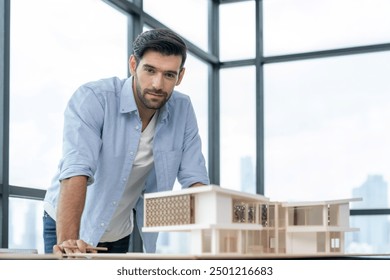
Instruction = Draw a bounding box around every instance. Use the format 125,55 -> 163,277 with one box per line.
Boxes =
112,201 -> 117,206
135,125 -> 139,130
100,222 -> 105,227
130,151 -> 134,156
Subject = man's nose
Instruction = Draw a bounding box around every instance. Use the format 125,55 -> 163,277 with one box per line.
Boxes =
152,73 -> 164,89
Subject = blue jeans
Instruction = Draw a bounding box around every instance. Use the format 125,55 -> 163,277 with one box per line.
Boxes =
42,211 -> 131,253
43,211 -> 57,253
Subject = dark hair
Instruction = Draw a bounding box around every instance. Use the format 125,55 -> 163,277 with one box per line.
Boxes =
132,28 -> 187,69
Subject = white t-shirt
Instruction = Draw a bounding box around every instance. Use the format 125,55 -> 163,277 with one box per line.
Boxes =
99,112 -> 158,242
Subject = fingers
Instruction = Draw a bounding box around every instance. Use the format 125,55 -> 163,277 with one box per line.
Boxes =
54,239 -> 91,254
62,239 -> 81,254
76,239 -> 92,253
53,244 -> 63,255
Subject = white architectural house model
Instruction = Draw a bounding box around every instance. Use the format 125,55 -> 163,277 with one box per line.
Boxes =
143,185 -> 361,256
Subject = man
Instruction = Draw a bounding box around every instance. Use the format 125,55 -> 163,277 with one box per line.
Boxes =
43,28 -> 209,254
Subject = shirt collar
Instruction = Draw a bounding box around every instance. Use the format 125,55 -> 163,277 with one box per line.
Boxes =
119,77 -> 138,114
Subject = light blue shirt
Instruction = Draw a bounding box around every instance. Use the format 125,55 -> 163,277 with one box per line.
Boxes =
44,77 -> 209,253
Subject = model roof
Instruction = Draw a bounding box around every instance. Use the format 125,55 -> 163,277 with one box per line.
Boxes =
144,184 -> 270,202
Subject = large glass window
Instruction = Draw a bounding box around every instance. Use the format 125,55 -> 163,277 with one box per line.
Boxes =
219,1 -> 256,61
5,0 -> 390,257
9,0 -> 128,189
220,66 -> 256,193
263,0 -> 390,56
264,51 -> 390,204
8,198 -> 44,253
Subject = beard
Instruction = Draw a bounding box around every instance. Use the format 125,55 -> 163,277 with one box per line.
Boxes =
134,76 -> 171,110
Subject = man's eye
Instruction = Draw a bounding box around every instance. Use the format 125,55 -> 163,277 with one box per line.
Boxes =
165,73 -> 176,79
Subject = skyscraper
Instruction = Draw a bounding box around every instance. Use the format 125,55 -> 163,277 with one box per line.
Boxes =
240,156 -> 255,194
348,175 -> 390,253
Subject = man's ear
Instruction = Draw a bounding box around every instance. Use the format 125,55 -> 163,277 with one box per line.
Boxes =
129,55 -> 137,76
176,67 -> 186,86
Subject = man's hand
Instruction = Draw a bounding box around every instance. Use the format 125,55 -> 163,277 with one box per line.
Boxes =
53,239 -> 97,255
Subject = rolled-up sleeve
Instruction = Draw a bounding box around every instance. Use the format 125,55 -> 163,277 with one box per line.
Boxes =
58,85 -> 104,185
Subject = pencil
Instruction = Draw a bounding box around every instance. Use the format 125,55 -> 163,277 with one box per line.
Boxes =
62,245 -> 108,251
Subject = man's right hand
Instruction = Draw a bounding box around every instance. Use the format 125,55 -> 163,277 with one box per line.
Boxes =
53,239 -> 96,255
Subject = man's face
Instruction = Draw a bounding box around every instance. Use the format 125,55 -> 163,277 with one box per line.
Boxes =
130,50 -> 185,111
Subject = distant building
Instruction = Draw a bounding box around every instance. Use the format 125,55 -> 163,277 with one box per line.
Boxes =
240,156 -> 255,194
349,175 -> 390,253
352,175 -> 388,209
